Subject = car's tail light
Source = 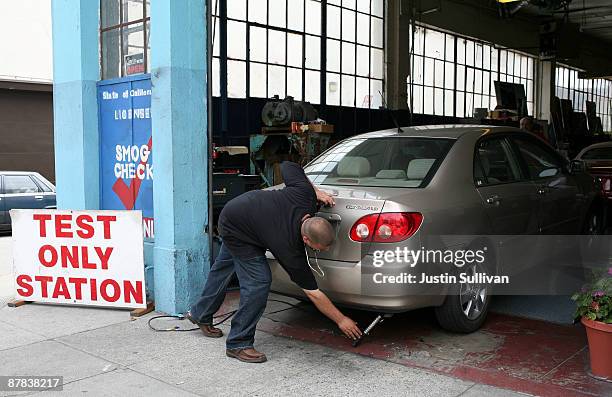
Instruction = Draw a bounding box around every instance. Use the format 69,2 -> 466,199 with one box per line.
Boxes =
349,214 -> 379,242
349,212 -> 423,243
602,177 -> 611,192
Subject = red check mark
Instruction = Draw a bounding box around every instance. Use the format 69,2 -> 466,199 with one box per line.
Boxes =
112,137 -> 153,210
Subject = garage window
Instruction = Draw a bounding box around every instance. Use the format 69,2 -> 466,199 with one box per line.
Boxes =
210,0 -> 384,108
498,49 -> 534,115
100,0 -> 150,79
408,27 -> 455,116
409,25 -> 537,118
556,65 -> 612,132
325,0 -> 385,108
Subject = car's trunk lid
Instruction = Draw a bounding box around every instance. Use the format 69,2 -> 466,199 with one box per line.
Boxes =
311,185 -> 387,262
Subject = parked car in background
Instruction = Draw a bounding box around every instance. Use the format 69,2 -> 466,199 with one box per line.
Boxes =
268,126 -> 604,333
0,171 -> 56,232
575,142 -> 612,205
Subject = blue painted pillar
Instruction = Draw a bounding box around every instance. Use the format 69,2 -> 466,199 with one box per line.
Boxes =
51,0 -> 100,209
150,0 -> 209,314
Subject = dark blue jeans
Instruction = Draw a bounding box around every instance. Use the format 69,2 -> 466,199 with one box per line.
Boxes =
190,242 -> 271,350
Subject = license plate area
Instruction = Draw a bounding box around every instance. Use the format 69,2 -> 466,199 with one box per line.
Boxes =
316,212 -> 342,236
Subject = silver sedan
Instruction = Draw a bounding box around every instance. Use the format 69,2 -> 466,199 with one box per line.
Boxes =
268,125 -> 603,332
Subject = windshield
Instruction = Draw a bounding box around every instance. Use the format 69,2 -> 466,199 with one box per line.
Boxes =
305,137 -> 454,188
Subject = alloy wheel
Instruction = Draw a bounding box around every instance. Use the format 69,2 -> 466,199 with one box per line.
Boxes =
459,264 -> 487,320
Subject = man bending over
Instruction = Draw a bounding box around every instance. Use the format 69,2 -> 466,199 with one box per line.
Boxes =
187,161 -> 361,363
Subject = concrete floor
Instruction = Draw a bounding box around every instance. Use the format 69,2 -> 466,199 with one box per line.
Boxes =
0,235 -> 609,396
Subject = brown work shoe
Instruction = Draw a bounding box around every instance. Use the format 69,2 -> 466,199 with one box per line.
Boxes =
226,348 -> 268,363
185,312 -> 223,338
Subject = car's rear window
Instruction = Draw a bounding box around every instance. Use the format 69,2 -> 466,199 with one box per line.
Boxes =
305,137 -> 454,188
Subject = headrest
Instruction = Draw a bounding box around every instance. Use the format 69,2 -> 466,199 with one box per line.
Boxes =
407,159 -> 435,180
337,156 -> 371,177
375,169 -> 406,179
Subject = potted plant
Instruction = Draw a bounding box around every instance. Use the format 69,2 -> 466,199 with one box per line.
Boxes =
572,267 -> 612,381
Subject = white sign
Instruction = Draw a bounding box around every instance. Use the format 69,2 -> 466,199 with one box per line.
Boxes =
11,209 -> 146,309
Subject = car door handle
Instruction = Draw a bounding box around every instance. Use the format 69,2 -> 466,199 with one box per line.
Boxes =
34,195 -> 44,200
486,195 -> 501,205
537,187 -> 548,195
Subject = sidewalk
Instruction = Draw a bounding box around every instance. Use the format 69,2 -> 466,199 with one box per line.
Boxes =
1,304 -> 530,397
0,305 -> 526,397
0,236 -> 526,396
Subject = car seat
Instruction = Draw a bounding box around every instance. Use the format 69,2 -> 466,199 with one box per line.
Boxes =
337,156 -> 371,177
406,159 -> 436,180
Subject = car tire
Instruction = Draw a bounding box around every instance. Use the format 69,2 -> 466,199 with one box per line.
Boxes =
435,262 -> 491,333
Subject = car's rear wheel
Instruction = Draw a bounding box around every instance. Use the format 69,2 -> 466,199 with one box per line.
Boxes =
435,263 -> 491,333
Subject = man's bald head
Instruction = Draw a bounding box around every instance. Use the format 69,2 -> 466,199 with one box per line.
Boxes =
520,116 -> 534,131
301,216 -> 335,250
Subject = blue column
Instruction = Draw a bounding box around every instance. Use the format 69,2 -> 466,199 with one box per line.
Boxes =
150,0 -> 209,314
51,0 -> 100,209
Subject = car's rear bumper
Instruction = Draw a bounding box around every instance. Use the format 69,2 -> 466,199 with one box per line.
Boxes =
267,254 -> 446,313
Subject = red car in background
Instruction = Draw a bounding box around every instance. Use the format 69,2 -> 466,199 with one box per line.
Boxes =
575,142 -> 612,210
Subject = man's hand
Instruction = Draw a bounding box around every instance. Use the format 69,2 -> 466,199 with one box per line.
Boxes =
315,188 -> 335,207
303,289 -> 362,341
337,316 -> 362,340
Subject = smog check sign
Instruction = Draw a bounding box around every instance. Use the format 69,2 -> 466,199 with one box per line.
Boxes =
10,209 -> 146,309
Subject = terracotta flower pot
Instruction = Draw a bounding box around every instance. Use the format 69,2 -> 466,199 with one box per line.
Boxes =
581,317 -> 612,380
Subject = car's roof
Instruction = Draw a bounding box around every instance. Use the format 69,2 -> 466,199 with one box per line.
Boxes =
575,140 -> 612,159
578,141 -> 612,151
347,124 -> 521,139
0,171 -> 43,175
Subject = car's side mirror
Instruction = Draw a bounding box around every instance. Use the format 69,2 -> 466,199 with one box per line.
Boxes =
538,168 -> 559,178
569,159 -> 585,174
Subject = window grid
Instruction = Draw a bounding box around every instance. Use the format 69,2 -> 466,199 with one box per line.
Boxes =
556,64 -> 612,131
408,27 -> 455,117
408,24 -> 536,118
498,49 -> 534,115
457,39 -> 502,118
212,0 -> 319,100
211,0 -> 384,109
325,1 -> 385,108
100,0 -> 150,80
